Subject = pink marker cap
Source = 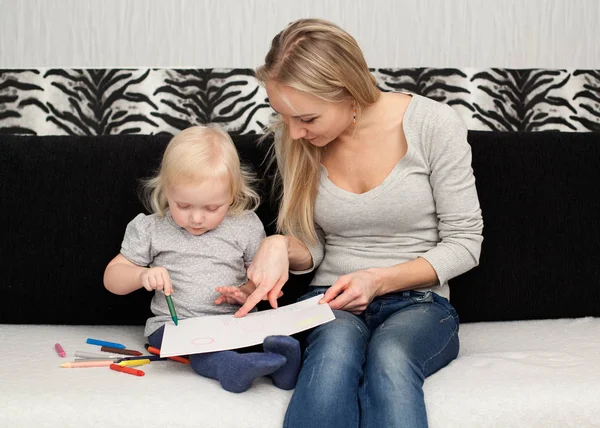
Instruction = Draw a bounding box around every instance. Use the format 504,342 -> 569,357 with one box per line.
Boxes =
55,343 -> 66,358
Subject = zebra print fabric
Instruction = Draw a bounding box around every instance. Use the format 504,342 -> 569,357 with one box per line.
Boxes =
1,68 -> 598,135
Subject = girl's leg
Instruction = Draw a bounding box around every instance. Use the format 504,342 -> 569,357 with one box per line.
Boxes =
284,310 -> 370,428
148,324 -> 286,393
263,335 -> 301,390
147,325 -> 165,349
360,292 -> 460,428
190,350 -> 286,393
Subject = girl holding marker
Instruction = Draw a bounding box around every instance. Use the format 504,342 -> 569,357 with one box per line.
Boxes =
104,125 -> 300,393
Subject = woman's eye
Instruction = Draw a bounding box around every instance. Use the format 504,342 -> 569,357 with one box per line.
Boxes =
299,117 -> 316,124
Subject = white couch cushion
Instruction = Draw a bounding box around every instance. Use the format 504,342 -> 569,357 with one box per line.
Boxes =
1,317 -> 599,428
425,317 -> 600,428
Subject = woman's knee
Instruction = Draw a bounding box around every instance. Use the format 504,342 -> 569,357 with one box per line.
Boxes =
368,306 -> 459,378
300,311 -> 369,385
305,310 -> 368,355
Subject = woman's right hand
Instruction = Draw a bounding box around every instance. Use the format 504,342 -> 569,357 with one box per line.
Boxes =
234,235 -> 290,317
139,266 -> 173,295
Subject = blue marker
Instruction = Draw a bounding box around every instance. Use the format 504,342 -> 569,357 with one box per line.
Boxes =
86,338 -> 126,349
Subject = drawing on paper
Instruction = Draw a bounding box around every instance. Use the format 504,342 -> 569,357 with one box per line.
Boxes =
191,337 -> 215,346
160,295 -> 335,357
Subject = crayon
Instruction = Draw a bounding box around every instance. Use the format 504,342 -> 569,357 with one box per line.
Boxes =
109,363 -> 145,377
60,360 -> 115,368
146,345 -> 190,364
75,351 -> 122,359
76,358 -> 121,362
86,338 -> 126,349
55,343 -> 66,357
100,346 -> 143,356
165,294 -> 179,326
118,359 -> 151,367
118,355 -> 167,362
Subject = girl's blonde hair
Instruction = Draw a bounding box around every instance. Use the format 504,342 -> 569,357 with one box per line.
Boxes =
143,125 -> 260,216
255,18 -> 380,244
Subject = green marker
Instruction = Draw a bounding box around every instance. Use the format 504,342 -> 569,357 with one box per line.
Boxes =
165,294 -> 179,326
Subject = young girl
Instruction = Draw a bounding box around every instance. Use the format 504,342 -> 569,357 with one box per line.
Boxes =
103,125 -> 300,393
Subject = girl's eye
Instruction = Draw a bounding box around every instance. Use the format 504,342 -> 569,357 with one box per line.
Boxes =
206,206 -> 220,212
177,204 -> 191,210
299,117 -> 316,124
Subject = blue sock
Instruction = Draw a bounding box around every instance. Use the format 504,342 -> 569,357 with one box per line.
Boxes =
147,325 -> 165,349
263,335 -> 301,390
190,350 -> 286,393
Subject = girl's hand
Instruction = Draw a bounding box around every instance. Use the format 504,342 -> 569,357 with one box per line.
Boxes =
214,280 -> 283,306
214,285 -> 251,305
235,235 -> 290,317
139,266 -> 173,295
319,269 -> 383,314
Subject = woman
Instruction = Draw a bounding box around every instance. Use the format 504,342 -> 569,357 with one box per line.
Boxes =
235,19 -> 483,427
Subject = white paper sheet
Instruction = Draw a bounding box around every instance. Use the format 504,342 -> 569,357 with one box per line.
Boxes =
159,295 -> 335,357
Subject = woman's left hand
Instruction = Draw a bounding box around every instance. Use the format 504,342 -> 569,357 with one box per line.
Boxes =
318,269 -> 383,314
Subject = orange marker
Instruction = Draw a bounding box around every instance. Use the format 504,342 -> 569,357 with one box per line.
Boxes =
146,345 -> 190,364
109,363 -> 145,376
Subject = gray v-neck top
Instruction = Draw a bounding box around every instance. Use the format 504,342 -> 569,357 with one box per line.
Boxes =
295,94 -> 483,299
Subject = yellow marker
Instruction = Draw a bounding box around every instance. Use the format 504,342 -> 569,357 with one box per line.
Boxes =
118,359 -> 151,367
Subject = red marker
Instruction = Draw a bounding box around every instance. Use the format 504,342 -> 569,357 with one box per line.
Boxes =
55,343 -> 66,357
109,363 -> 145,376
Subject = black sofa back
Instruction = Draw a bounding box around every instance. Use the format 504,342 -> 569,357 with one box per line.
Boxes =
1,132 -> 599,325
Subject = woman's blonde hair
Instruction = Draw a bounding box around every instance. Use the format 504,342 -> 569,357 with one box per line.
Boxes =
255,18 -> 380,244
142,125 -> 260,216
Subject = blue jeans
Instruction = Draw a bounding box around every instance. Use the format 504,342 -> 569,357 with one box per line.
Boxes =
284,287 -> 460,428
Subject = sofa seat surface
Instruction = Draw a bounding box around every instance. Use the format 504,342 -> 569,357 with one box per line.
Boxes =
425,317 -> 600,428
2,318 -> 599,428
1,324 -> 292,428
